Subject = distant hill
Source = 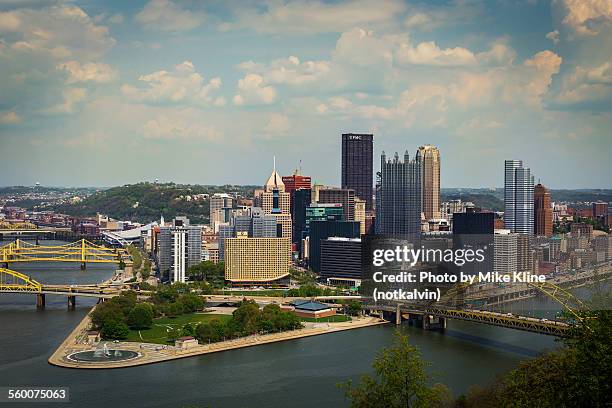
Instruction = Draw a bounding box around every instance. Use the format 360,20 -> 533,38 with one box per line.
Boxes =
47,183 -> 257,224
441,192 -> 504,211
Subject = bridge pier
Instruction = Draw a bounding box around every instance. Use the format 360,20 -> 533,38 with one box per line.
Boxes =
36,294 -> 45,309
80,262 -> 86,270
67,295 -> 76,309
395,304 -> 401,325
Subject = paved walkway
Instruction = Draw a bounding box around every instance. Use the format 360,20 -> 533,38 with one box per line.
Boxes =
48,313 -> 388,369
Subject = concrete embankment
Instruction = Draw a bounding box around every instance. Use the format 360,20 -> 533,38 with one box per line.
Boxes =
48,312 -> 388,369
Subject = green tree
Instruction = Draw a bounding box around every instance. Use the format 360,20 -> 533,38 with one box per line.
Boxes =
126,303 -> 154,330
339,330 -> 450,408
347,301 -> 362,316
232,301 -> 261,335
165,302 -> 184,318
101,318 -> 130,339
91,302 -> 124,328
178,293 -> 204,313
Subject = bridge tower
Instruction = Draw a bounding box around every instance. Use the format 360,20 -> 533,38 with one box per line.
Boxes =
80,239 -> 86,270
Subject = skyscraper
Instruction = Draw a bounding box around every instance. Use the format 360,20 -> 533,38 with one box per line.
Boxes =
262,164 -> 292,241
318,187 -> 355,221
504,160 -> 534,235
376,151 -> 421,236
534,183 -> 553,237
342,133 -> 373,212
417,145 -> 441,220
158,217 -> 202,283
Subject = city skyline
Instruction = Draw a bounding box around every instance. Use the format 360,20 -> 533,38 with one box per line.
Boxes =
0,0 -> 611,188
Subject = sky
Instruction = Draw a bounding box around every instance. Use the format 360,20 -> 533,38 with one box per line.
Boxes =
0,0 -> 610,189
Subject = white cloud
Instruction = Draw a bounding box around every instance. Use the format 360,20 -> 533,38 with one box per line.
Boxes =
0,6 -> 115,60
223,0 -> 405,34
561,0 -> 612,36
108,14 -> 124,24
135,0 -> 205,32
0,111 -> 21,124
546,30 -> 560,44
46,87 -> 87,114
142,115 -> 222,142
233,74 -> 276,105
556,62 -> 612,104
263,113 -> 291,136
121,60 -> 222,104
238,56 -> 331,86
396,41 -> 477,66
57,60 -> 116,83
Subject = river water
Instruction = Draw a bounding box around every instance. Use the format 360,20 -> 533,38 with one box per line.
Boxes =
0,241 -> 569,407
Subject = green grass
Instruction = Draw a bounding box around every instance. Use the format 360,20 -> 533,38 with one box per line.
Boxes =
299,315 -> 352,323
126,313 -> 232,345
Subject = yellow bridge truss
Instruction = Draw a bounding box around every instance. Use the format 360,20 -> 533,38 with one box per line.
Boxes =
0,239 -> 123,264
440,278 -> 589,322
0,268 -> 42,292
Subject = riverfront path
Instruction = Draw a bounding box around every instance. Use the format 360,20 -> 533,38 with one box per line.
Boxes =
48,312 -> 387,369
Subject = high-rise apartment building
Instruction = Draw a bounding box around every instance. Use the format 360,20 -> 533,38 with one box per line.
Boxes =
262,166 -> 292,241
504,160 -> 534,235
224,233 -> 291,284
376,151 -> 421,236
417,145 -> 441,220
158,218 -> 202,283
534,183 -> 553,237
318,188 -> 355,221
342,133 -> 373,211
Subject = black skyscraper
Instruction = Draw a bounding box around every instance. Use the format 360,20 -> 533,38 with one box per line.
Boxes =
342,133 -> 373,212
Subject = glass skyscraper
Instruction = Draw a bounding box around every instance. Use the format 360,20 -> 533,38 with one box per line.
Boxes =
375,151 -> 421,236
504,160 -> 534,235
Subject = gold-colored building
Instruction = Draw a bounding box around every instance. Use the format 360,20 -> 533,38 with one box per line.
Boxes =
417,145 -> 441,220
354,198 -> 366,235
224,233 -> 291,284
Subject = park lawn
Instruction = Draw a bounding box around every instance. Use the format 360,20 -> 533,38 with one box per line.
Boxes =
300,315 -> 352,323
126,313 -> 232,345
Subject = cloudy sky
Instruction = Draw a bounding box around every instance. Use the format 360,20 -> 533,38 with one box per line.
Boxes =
0,0 -> 610,188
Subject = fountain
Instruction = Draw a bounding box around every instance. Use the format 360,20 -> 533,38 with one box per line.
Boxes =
67,343 -> 139,363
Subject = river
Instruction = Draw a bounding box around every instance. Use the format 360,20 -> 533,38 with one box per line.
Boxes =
0,241 -> 572,407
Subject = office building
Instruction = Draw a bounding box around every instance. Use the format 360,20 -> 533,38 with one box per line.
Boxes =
309,220 -> 360,272
494,230 -> 518,275
262,166 -> 292,240
210,193 -> 233,231
224,233 -> 291,284
318,188 -> 355,221
534,183 -> 553,237
376,151 -> 421,236
453,209 -> 494,235
354,198 -> 366,235
593,201 -> 608,218
441,199 -> 474,222
293,188 -> 312,246
504,160 -> 534,235
417,145 -> 441,220
158,218 -> 202,283
320,237 -> 362,287
282,169 -> 312,194
342,133 -> 373,211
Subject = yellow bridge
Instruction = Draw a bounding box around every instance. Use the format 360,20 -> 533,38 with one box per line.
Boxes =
0,239 -> 123,267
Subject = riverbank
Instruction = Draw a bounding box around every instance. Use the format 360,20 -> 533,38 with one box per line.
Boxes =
48,310 -> 388,369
